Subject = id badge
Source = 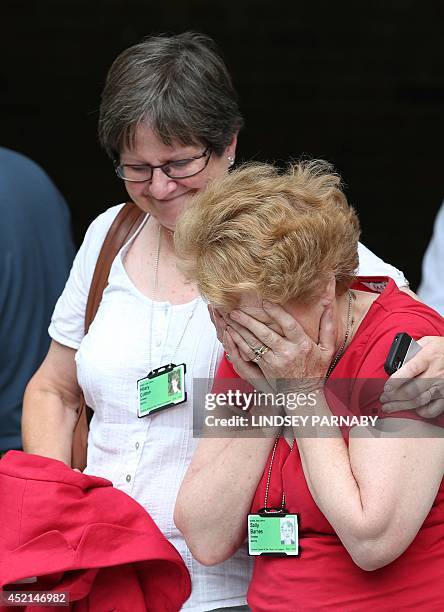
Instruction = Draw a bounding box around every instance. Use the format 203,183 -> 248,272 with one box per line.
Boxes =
248,508 -> 299,556
137,363 -> 186,417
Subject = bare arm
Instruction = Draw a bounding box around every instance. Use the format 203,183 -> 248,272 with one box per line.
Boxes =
295,400 -> 444,570
22,340 -> 81,465
174,330 -> 276,566
174,435 -> 275,565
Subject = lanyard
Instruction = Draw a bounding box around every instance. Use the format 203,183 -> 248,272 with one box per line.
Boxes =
263,438 -> 294,511
148,221 -> 198,371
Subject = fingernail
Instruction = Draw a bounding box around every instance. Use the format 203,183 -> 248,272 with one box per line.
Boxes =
384,384 -> 392,393
263,300 -> 272,309
230,311 -> 240,320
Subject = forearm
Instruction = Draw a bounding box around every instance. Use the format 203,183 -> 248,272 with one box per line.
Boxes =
22,380 -> 79,465
290,388 -> 397,570
292,392 -> 443,569
293,394 -> 369,547
174,435 -> 275,565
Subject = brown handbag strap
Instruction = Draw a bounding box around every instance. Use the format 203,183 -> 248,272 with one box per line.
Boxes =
72,202 -> 145,470
84,202 -> 146,335
82,201 -> 145,425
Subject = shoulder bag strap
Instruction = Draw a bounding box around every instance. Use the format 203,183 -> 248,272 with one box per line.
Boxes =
71,202 -> 145,469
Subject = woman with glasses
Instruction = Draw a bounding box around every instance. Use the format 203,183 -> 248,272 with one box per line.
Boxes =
22,32 -> 416,611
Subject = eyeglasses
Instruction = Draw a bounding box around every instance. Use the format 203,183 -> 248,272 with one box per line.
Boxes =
114,147 -> 212,182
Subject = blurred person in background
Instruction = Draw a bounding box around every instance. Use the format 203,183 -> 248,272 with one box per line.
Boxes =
418,201 -> 444,314
0,147 -> 74,457
379,201 -> 444,420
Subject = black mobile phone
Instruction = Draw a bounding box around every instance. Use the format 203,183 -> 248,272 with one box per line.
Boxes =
384,332 -> 422,375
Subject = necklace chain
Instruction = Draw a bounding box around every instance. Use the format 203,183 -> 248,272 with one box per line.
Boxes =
148,221 -> 198,371
325,290 -> 354,379
263,290 -> 354,510
148,224 -> 162,371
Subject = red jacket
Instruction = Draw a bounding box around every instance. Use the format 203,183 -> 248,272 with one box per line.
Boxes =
0,451 -> 191,611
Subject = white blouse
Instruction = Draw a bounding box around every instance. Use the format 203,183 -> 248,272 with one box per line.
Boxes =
49,204 -> 407,611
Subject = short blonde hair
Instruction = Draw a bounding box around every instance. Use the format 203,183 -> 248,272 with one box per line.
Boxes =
174,160 -> 360,308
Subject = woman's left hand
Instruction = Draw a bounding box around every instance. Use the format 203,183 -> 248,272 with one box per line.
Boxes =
226,301 -> 337,393
380,336 -> 444,418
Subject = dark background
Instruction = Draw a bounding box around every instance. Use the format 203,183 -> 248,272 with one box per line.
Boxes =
2,0 -> 443,289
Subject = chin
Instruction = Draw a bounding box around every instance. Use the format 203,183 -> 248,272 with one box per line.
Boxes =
156,200 -> 190,230
159,209 -> 181,231
151,209 -> 180,234
132,191 -> 194,231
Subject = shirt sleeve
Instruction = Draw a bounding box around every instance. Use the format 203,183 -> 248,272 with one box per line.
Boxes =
357,242 -> 408,287
48,204 -> 125,350
418,201 -> 444,314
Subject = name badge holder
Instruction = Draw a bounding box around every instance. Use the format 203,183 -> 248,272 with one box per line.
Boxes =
136,222 -> 199,419
137,363 -> 187,418
247,438 -> 300,557
248,507 -> 299,557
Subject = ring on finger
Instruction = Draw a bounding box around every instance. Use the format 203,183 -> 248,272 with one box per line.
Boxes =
253,345 -> 269,357
253,354 -> 262,363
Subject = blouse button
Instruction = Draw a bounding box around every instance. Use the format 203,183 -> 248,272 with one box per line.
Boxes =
126,474 -> 131,483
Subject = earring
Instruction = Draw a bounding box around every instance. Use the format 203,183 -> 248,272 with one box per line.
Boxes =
227,156 -> 235,167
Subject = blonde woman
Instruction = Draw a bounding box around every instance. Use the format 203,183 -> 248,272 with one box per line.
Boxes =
174,162 -> 444,611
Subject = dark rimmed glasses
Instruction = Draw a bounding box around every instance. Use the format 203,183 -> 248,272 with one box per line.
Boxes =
114,147 -> 212,182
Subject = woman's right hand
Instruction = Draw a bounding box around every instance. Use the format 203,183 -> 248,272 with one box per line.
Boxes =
208,305 -> 226,344
380,336 -> 444,418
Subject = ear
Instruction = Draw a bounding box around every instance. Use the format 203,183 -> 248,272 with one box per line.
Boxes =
320,274 -> 336,306
226,132 -> 238,159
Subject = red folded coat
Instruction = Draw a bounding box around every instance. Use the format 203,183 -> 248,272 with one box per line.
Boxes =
0,451 -> 191,611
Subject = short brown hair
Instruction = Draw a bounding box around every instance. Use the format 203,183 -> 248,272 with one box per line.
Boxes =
174,160 -> 360,308
98,31 -> 243,159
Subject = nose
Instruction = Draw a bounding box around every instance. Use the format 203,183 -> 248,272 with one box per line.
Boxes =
146,167 -> 178,199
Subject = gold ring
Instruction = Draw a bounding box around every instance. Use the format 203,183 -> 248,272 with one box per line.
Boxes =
253,345 -> 269,357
